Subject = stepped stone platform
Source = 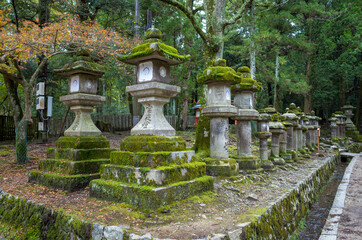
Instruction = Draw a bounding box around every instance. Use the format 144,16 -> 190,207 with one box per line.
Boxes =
89,135 -> 214,209
28,136 -> 113,191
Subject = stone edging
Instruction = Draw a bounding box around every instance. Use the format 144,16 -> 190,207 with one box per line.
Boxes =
318,154 -> 359,240
0,154 -> 339,240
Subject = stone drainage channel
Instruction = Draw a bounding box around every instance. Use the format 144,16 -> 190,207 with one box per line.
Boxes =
297,153 -> 354,240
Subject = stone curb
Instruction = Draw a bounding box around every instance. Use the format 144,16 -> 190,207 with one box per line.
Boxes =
319,153 -> 360,240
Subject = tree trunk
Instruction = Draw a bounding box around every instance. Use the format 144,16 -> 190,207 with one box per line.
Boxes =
339,76 -> 346,108
4,75 -> 23,125
250,0 -> 256,79
15,83 -> 33,164
304,25 -> 313,113
355,80 -> 362,130
274,52 -> 279,110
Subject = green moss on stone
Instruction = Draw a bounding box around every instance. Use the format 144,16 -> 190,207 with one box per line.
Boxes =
201,158 -> 238,176
100,162 -> 206,186
38,159 -> 110,175
28,170 -> 100,192
118,39 -> 190,64
89,176 -> 214,209
55,136 -> 110,149
110,150 -> 191,168
120,135 -> 186,152
197,61 -> 240,84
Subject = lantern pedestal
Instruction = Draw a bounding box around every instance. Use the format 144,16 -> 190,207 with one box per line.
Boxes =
60,93 -> 105,136
29,136 -> 112,191
126,82 -> 180,136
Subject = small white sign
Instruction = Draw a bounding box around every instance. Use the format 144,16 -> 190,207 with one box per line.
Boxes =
70,75 -> 79,92
159,66 -> 167,78
138,61 -> 153,82
226,88 -> 230,100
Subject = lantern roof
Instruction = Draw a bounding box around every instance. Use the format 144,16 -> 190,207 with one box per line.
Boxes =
198,59 -> 240,84
118,27 -> 190,65
231,66 -> 262,92
53,48 -> 105,77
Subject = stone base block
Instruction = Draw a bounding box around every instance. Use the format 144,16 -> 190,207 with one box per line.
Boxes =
38,159 -> 110,175
89,176 -> 214,209
110,150 -> 194,168
47,148 -> 113,161
280,153 -> 293,163
120,135 -> 186,152
261,160 -> 275,171
203,158 -> 239,176
55,136 -> 110,149
230,155 -> 261,170
29,170 -> 100,192
100,162 -> 206,186
270,157 -> 285,165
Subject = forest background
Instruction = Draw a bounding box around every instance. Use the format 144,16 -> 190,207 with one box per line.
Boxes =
0,0 -> 360,135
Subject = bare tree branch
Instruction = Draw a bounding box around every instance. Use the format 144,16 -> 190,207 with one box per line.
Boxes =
223,0 -> 251,28
157,0 -> 210,45
12,59 -> 26,85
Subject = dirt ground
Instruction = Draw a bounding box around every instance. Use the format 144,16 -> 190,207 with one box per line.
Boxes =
0,131 -> 332,239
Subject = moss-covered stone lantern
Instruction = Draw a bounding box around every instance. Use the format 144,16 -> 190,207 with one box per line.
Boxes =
198,59 -> 238,159
329,114 -> 338,139
282,105 -> 298,161
89,28 -> 213,209
268,111 -> 286,165
54,48 -> 106,136
341,105 -> 359,140
256,112 -> 273,170
195,59 -> 239,176
334,111 -> 345,138
231,66 -> 262,170
29,48 -> 113,192
118,27 -> 190,136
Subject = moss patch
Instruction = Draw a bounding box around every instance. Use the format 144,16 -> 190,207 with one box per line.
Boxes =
120,135 -> 186,152
89,176 -> 214,210
38,159 -> 110,175
28,170 -> 100,192
55,136 -> 110,149
201,158 -> 239,177
100,162 -> 206,186
110,150 -> 192,168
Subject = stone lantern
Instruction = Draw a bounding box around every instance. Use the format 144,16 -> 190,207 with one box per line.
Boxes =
118,27 -> 189,136
301,113 -> 308,149
295,107 -> 304,150
29,48 -> 113,191
341,105 -> 359,140
282,108 -> 298,161
309,111 -> 318,148
256,112 -> 273,170
329,114 -> 338,139
89,27 -> 214,209
304,115 -> 312,148
231,66 -> 261,170
269,112 -> 286,165
198,59 -> 238,159
196,59 -> 239,176
335,111 -> 345,138
54,48 -> 106,136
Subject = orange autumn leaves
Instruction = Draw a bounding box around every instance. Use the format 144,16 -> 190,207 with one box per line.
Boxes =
0,9 -> 134,68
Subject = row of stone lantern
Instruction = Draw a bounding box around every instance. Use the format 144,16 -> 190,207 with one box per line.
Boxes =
252,104 -> 321,170
198,60 -> 323,174
329,105 -> 360,141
